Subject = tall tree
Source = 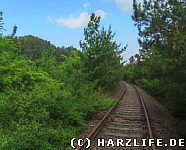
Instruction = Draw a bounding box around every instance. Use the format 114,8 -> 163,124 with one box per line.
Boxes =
132,0 -> 186,70
80,13 -> 125,91
130,0 -> 186,126
11,25 -> 17,37
0,11 -> 4,36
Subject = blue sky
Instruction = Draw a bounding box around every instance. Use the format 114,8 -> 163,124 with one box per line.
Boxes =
0,0 -> 141,60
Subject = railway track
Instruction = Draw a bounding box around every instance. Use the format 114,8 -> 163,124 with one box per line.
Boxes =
76,82 -> 156,150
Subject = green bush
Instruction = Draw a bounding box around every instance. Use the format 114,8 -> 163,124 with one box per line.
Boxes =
0,37 -> 115,149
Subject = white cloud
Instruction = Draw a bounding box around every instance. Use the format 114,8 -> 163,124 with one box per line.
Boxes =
47,15 -> 53,21
83,2 -> 90,8
114,0 -> 143,12
56,12 -> 89,29
95,10 -> 106,18
54,10 -> 106,29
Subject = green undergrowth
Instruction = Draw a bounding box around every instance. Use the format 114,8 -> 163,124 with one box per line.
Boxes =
135,78 -> 186,137
0,37 -> 115,149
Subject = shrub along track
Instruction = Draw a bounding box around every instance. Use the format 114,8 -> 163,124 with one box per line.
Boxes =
75,82 -> 181,150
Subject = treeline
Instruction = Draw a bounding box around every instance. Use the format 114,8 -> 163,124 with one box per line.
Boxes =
0,12 -> 124,149
15,35 -> 77,61
124,0 -> 186,137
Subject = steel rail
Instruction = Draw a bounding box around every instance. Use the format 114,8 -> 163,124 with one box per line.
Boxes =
132,85 -> 157,150
75,82 -> 156,150
75,81 -> 126,150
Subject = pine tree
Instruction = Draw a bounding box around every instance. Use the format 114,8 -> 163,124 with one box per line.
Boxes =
80,13 -> 125,91
132,0 -> 186,69
0,11 -> 4,36
11,25 -> 17,37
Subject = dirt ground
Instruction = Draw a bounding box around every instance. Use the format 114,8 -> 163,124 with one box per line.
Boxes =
137,86 -> 185,150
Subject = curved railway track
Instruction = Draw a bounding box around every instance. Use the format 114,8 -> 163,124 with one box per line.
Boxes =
76,82 -> 156,150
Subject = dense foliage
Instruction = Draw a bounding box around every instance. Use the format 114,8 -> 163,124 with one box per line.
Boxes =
0,12 -> 124,149
124,0 -> 186,137
15,35 -> 76,61
80,14 -> 125,91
